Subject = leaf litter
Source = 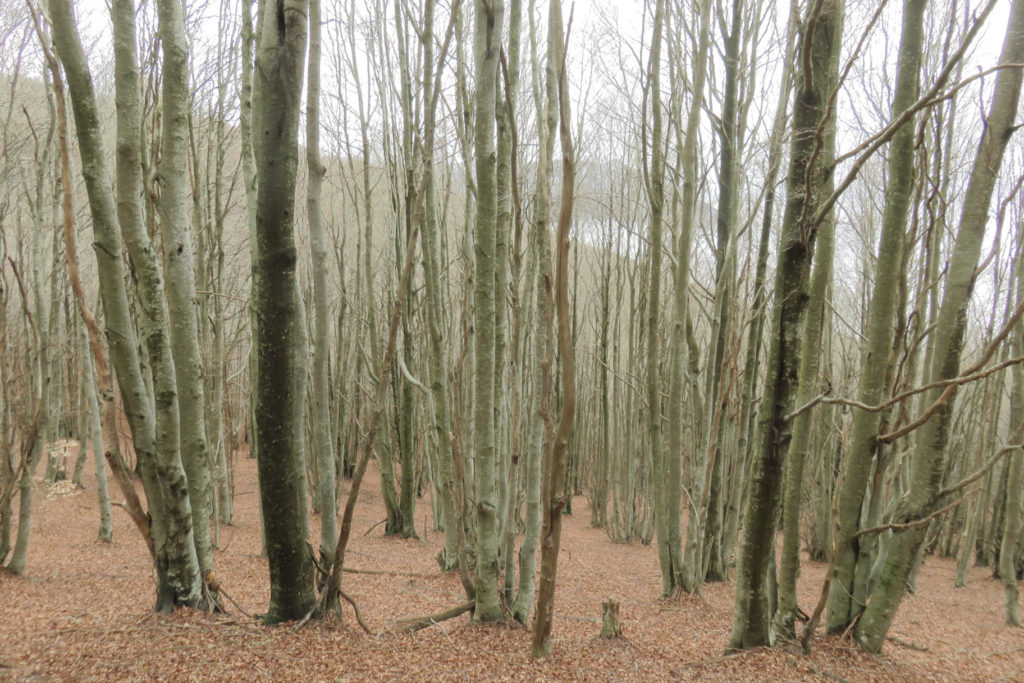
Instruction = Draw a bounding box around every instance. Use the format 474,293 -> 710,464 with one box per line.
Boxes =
1,444 -> 1022,681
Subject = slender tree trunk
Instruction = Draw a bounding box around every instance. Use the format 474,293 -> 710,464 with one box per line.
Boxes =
673,0 -> 713,595
531,0 -> 574,656
644,0 -> 673,598
1000,246 -> 1023,624
510,0 -> 552,623
82,328 -> 112,542
155,0 -> 216,582
856,0 -> 1024,652
826,0 -> 927,634
419,0 -> 461,573
305,0 -> 338,563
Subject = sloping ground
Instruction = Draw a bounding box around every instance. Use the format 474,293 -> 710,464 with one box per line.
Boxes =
1,448 -> 1022,681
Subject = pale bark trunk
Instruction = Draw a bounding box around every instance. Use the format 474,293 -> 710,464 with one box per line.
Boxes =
999,243 -> 1024,625
305,0 -> 338,562
498,0 -> 522,603
156,0 -> 215,580
826,0 -> 927,634
471,0 -> 505,623
46,0 -> 203,610
82,328 -> 113,542
644,0 -> 672,598
511,0 -> 554,626
671,0 -> 712,596
856,0 -> 1024,652
420,0 -> 461,572
531,0 -> 574,656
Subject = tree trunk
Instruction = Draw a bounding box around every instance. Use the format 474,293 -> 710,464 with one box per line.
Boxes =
252,0 -> 316,624
155,0 -> 216,582
671,0 -> 712,596
1000,244 -> 1024,626
419,0 -> 461,573
531,0 -> 574,656
729,0 -> 843,650
825,0 -> 927,634
305,0 -> 338,563
855,0 -> 1024,652
46,0 -> 203,610
471,0 -> 506,623
644,0 -> 674,598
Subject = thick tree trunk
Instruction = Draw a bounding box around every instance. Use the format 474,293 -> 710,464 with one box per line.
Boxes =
46,0 -> 203,610
471,0 -> 505,624
252,0 -> 316,624
729,0 -> 843,650
775,184 -> 835,639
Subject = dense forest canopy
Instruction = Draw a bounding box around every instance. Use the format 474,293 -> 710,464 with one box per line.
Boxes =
0,0 -> 1022,665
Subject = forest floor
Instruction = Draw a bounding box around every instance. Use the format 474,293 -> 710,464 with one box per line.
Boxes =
2,446 -> 1023,682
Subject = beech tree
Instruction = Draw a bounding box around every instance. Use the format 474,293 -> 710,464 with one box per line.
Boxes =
251,0 -> 316,623
729,0 -> 843,650
855,0 -> 1024,651
46,0 -> 207,611
471,0 -> 506,623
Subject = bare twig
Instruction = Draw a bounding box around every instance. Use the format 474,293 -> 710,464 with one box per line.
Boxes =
852,497 -> 965,540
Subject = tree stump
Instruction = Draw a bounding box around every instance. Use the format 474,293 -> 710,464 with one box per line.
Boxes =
600,598 -> 622,638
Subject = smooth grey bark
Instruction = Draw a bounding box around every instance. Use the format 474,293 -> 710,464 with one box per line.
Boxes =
498,0 -> 522,604
855,0 -> 1024,652
1001,264 -> 1023,624
47,0 -> 203,610
531,0 -> 574,656
305,0 -> 338,563
240,0 -> 260,470
701,0 -> 745,585
510,0 -> 553,624
83,328 -> 113,542
252,0 -> 316,624
155,0 -> 215,580
110,0 -> 190,582
419,0 -> 460,572
672,0 -> 713,595
729,0 -> 843,650
471,0 -> 505,623
825,0 -> 927,634
390,0 -> 418,541
644,0 -> 673,598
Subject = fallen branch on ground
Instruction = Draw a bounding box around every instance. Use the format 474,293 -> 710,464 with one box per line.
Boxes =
887,636 -> 928,652
394,600 -> 474,633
